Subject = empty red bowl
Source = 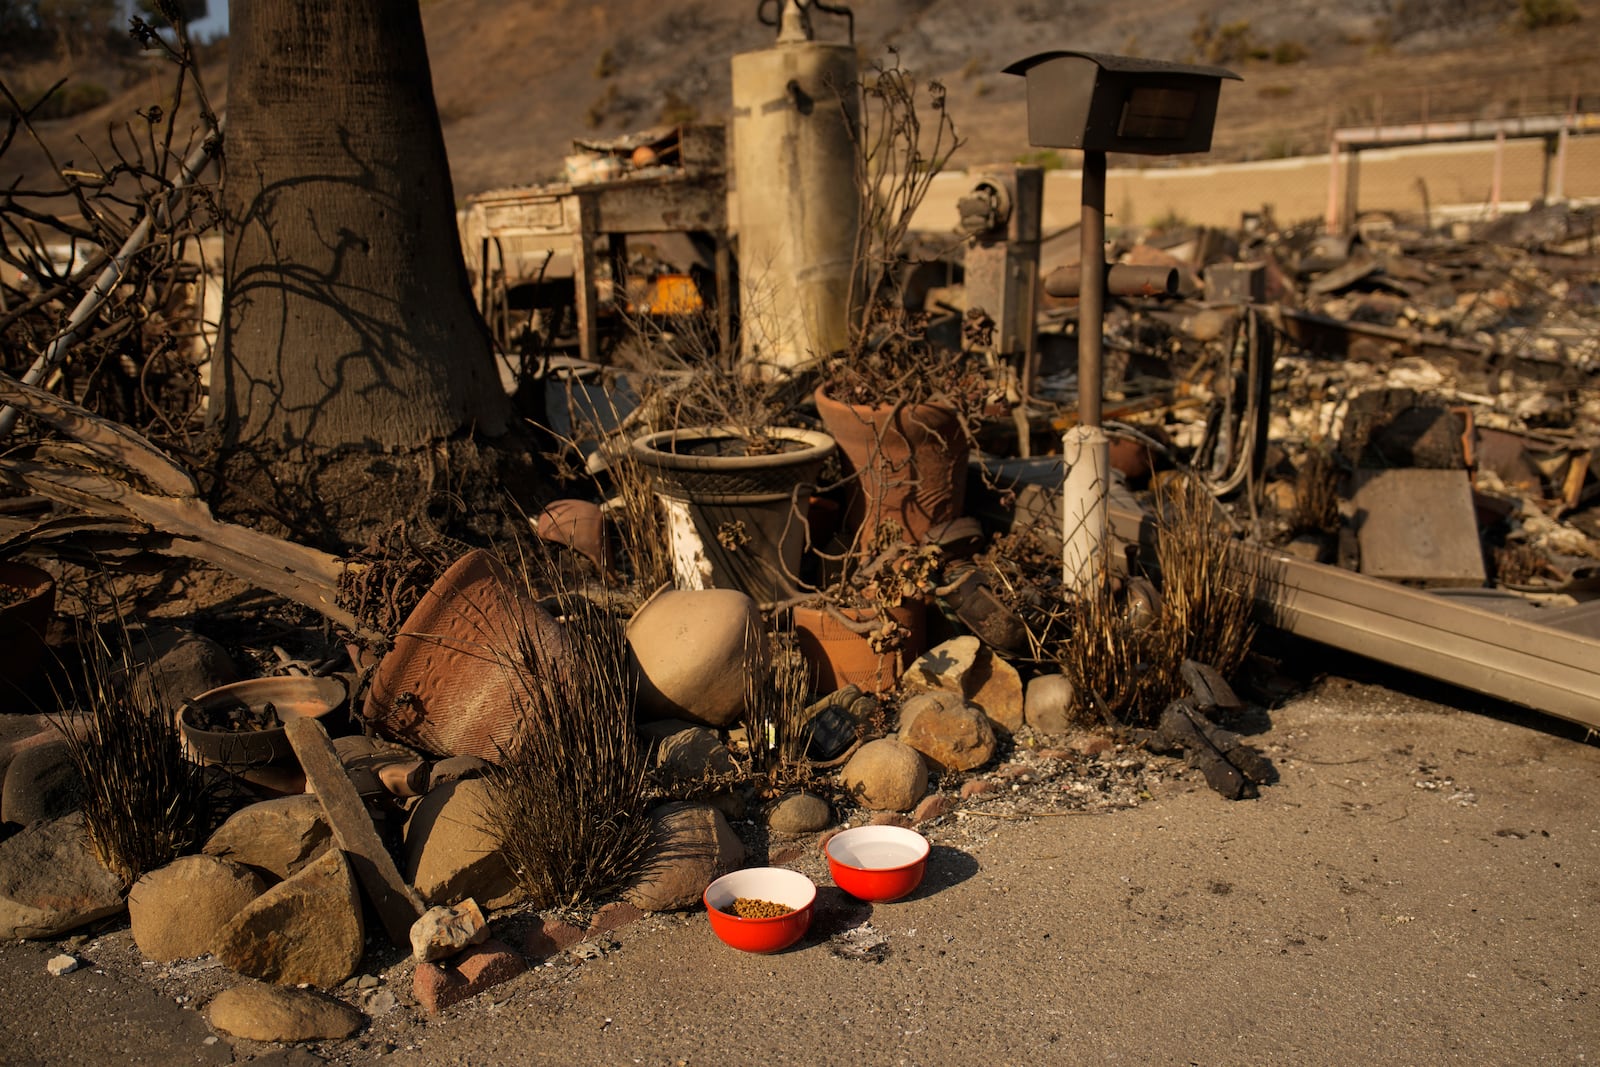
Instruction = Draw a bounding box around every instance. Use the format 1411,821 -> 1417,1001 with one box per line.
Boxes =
703,867 -> 816,953
825,825 -> 930,902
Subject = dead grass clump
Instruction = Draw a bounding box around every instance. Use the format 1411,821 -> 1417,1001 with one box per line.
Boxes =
1154,472 -> 1262,683
1291,445 -> 1341,535
742,622 -> 812,790
606,446 -> 673,594
483,552 -> 652,908
1052,473 -> 1262,727
1051,563 -> 1174,728
57,622 -> 211,887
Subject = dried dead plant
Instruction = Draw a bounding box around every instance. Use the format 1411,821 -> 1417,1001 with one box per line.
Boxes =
482,548 -> 652,908
1050,558 -> 1175,729
827,52 -> 985,416
0,11 -> 220,450
1049,473 -> 1262,727
1153,471 -> 1262,683
742,619 -> 813,789
605,444 -> 674,595
1290,443 -> 1341,535
56,616 -> 212,887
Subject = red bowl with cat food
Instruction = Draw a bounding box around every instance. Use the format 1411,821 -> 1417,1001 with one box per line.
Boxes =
703,867 -> 816,953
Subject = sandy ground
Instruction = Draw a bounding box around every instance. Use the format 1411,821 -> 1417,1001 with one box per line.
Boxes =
1,651 -> 1596,1066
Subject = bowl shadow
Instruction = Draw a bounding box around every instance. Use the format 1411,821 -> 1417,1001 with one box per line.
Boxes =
809,843 -> 979,934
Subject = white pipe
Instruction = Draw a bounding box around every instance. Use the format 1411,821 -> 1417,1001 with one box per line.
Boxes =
1061,425 -> 1110,594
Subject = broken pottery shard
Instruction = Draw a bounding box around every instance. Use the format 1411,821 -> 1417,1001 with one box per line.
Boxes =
285,716 -> 425,946
412,939 -> 527,1014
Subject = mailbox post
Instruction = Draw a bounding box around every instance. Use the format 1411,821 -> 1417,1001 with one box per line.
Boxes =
1003,51 -> 1239,593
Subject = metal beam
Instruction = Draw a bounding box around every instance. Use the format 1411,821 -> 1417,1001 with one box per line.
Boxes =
1108,504 -> 1600,731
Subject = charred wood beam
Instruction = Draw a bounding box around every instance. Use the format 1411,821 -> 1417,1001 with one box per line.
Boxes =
0,372 -> 381,644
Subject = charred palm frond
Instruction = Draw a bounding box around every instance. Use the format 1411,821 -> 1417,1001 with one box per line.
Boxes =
482,548 -> 651,908
56,618 -> 211,887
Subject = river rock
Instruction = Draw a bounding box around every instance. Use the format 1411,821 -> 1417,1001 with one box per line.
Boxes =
840,739 -> 928,812
410,898 -> 490,962
899,690 -> 996,773
1026,673 -> 1078,736
213,848 -> 364,988
207,980 -> 364,1042
627,589 -> 766,728
623,801 -> 744,912
128,854 -> 266,962
403,778 -> 521,909
125,627 -> 240,713
649,723 -> 739,789
203,795 -> 332,882
767,792 -> 831,834
1,738 -> 82,826
0,811 -> 126,939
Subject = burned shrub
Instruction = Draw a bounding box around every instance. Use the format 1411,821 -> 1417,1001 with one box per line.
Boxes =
57,621 -> 212,887
483,554 -> 651,909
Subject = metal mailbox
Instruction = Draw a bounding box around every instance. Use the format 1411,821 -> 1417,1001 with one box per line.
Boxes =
1002,50 -> 1239,155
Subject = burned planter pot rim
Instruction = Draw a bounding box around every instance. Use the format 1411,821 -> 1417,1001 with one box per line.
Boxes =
630,425 -> 836,504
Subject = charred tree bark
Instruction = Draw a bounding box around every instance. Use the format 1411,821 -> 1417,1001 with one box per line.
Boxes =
218,0 -> 509,451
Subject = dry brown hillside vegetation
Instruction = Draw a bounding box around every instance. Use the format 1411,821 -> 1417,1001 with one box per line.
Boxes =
4,0 -> 1599,198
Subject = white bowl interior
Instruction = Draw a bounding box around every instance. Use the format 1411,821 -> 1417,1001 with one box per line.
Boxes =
826,826 -> 930,870
705,867 -> 817,913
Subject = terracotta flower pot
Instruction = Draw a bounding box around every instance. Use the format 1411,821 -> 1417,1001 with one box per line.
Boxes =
365,549 -> 569,760
813,385 -> 968,549
792,598 -> 927,696
631,425 -> 835,603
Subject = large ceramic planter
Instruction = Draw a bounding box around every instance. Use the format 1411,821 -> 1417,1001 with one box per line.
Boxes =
792,598 -> 927,696
0,560 -> 55,689
813,385 -> 968,549
365,549 -> 570,760
631,426 -> 835,603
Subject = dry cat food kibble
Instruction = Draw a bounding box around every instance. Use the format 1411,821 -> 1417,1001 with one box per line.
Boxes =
730,897 -> 794,919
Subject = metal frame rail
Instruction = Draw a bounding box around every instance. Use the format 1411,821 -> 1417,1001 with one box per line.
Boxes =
1109,504 -> 1600,731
